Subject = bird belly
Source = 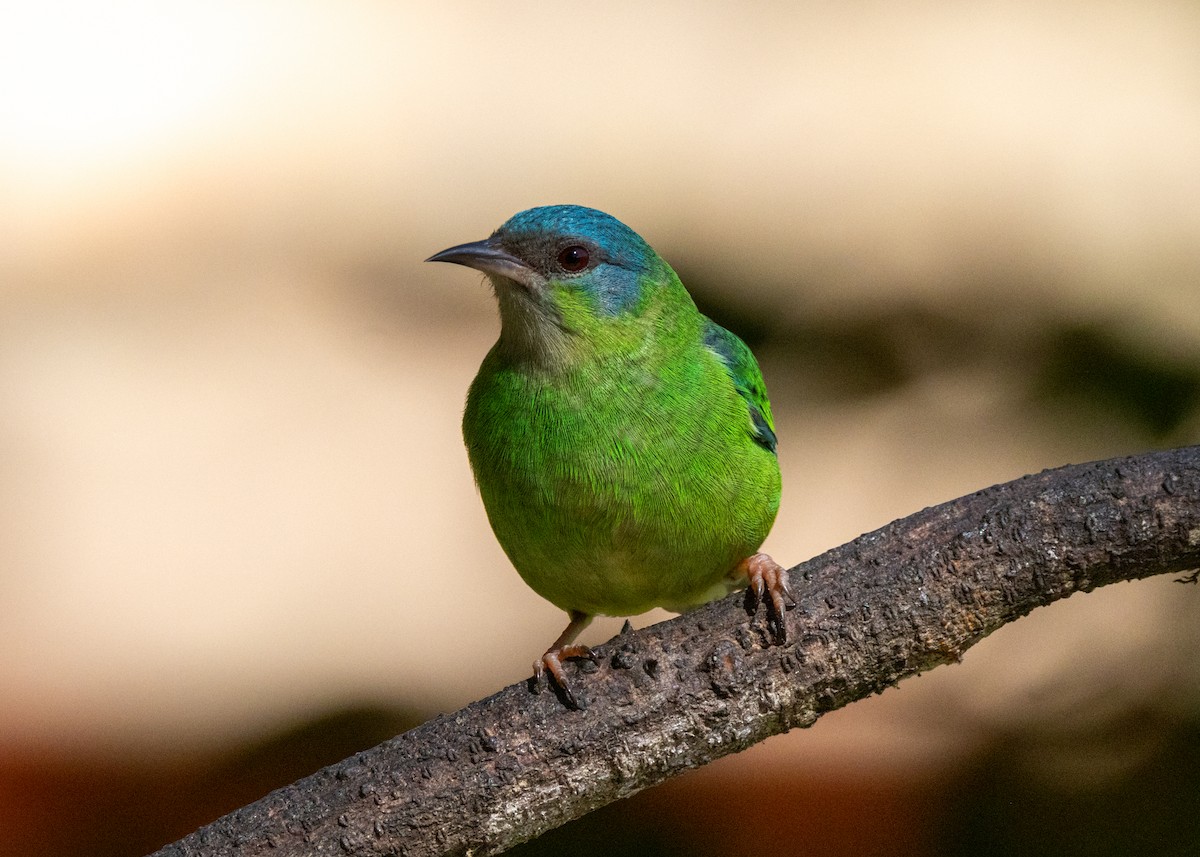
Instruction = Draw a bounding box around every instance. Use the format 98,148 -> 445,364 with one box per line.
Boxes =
464,348 -> 780,617
485,487 -> 742,617
468,417 -> 778,616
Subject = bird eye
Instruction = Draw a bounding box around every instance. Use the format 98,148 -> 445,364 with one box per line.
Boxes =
557,245 -> 590,273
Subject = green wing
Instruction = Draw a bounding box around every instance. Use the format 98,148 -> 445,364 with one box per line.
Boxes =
702,318 -> 777,453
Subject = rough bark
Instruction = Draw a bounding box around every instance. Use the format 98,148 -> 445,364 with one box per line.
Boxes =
150,446 -> 1200,857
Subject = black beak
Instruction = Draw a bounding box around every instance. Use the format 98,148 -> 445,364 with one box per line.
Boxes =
426,238 -> 533,283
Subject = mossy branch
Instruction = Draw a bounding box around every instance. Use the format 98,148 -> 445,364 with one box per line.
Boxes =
150,446 -> 1200,857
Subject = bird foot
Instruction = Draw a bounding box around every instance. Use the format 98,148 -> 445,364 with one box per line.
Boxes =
533,644 -> 596,709
737,553 -> 795,642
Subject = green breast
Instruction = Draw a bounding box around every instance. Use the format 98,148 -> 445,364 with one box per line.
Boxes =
462,334 -> 781,617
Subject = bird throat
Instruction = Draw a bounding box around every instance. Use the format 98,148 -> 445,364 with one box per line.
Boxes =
492,278 -> 574,370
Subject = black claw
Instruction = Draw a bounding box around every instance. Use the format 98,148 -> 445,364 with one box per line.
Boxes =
532,648 -> 593,710
530,667 -> 582,709
769,613 -> 788,644
555,676 -> 585,710
738,556 -> 795,645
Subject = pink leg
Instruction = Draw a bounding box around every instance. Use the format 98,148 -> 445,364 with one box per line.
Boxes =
735,553 -> 794,642
533,610 -> 595,708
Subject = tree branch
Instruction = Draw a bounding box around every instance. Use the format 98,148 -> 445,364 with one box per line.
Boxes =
150,446 -> 1200,857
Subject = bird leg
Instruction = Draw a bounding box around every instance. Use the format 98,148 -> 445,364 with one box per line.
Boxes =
735,553 -> 795,642
533,610 -> 595,708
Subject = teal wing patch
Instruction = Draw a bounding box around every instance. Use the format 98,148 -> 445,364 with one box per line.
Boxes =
702,318 -> 777,453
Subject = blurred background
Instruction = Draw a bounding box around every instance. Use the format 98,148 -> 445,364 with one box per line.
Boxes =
2,1 -> 1199,855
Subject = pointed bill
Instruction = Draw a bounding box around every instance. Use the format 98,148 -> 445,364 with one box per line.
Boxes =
426,238 -> 534,285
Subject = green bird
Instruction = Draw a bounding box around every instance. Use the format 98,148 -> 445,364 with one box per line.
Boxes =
428,205 -> 790,706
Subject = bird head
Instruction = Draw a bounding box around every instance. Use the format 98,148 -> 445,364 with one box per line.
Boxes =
428,205 -> 677,363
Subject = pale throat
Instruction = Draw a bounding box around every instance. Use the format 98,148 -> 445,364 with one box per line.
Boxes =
491,278 -> 576,371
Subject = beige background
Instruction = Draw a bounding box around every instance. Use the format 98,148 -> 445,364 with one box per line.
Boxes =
2,2 -> 1199,838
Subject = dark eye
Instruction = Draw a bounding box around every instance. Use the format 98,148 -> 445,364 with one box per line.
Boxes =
557,245 -> 590,272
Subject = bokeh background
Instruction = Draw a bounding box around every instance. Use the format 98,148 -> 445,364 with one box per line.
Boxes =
3,1 -> 1200,855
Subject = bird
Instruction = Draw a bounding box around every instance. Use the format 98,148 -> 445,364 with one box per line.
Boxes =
428,204 -> 790,707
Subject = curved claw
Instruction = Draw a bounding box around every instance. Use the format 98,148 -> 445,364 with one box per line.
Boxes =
534,644 -> 596,709
531,611 -> 595,709
737,553 -> 795,643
